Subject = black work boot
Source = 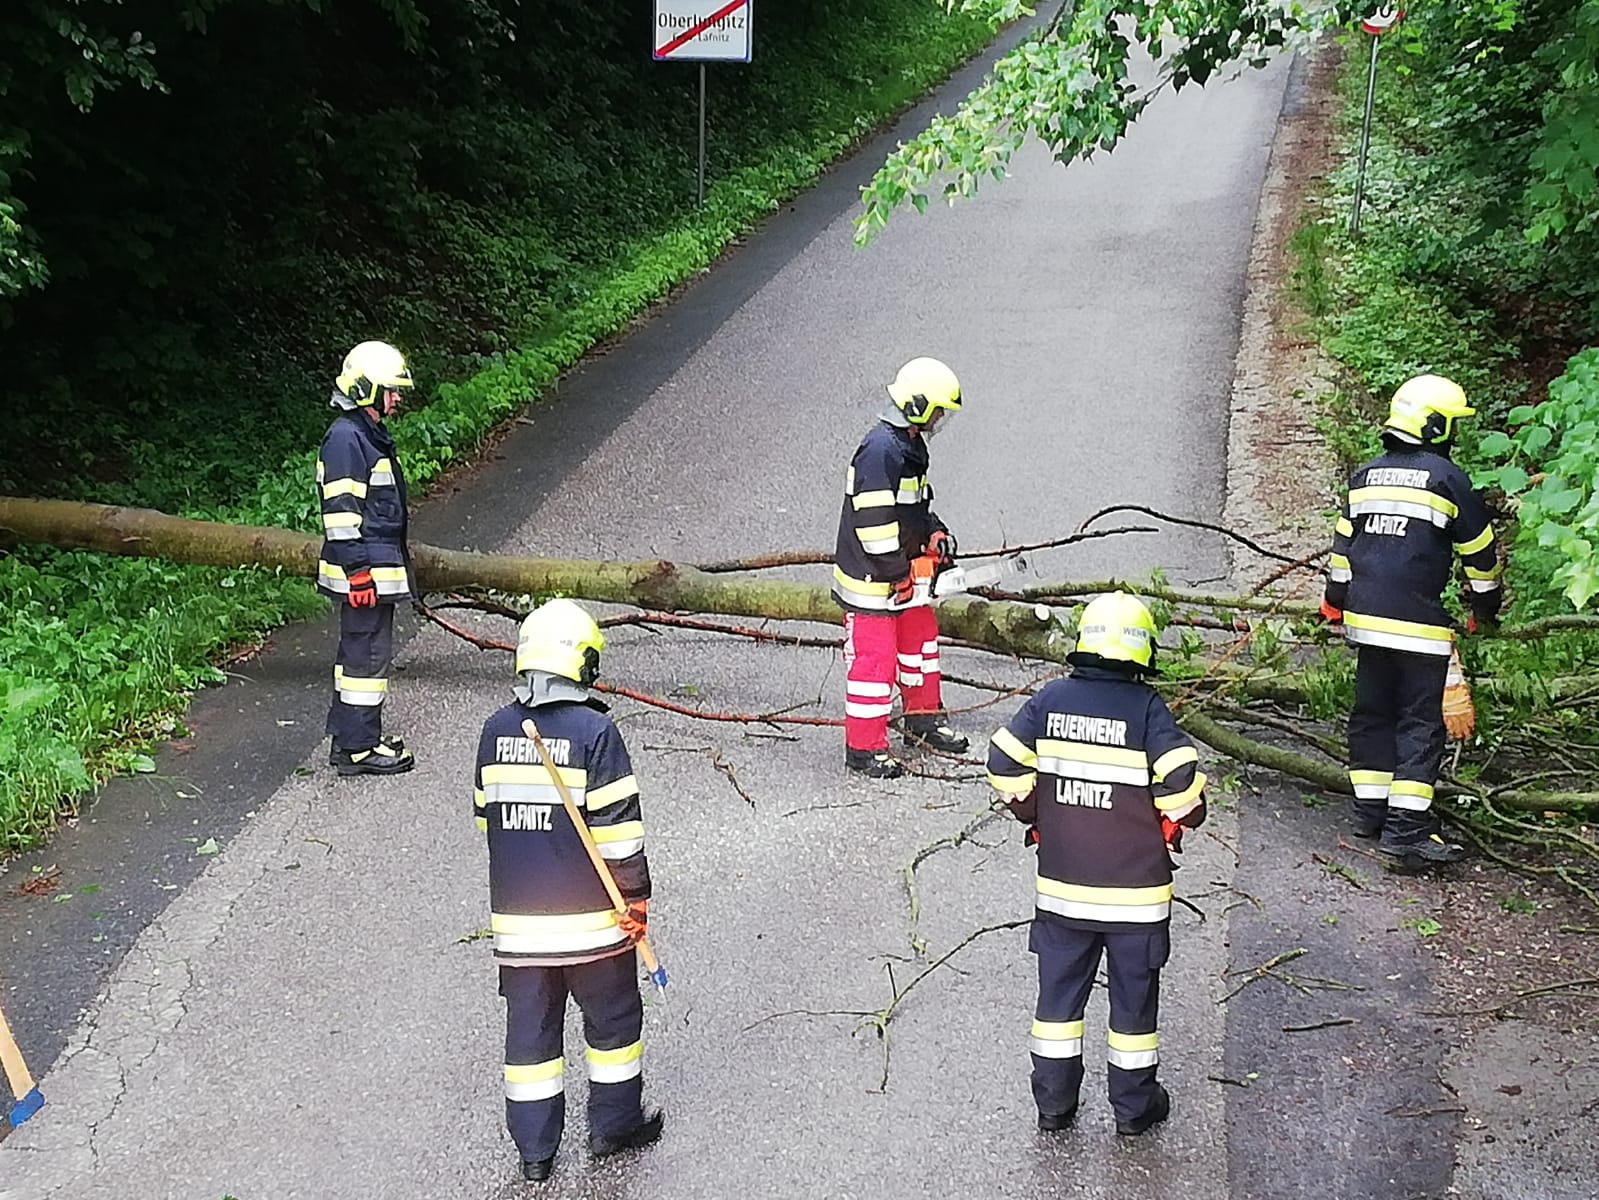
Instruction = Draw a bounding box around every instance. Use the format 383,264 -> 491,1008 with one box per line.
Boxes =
903,715 -> 969,754
845,748 -> 906,779
1350,797 -> 1385,839
590,1109 -> 664,1158
332,742 -> 415,776
1378,829 -> 1467,870
1037,1106 -> 1078,1133
329,735 -> 406,766
521,1157 -> 554,1182
1115,1085 -> 1171,1137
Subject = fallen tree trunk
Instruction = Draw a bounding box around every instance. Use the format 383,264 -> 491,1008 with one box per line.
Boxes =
0,497 -> 1071,661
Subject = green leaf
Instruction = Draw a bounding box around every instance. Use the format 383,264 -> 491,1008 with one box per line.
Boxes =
1496,464 -> 1529,492
1518,424 -> 1554,455
1506,405 -> 1537,424
1477,430 -> 1513,457
1543,487 -> 1584,515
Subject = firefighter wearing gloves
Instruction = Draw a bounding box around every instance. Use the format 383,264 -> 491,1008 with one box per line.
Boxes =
475,599 -> 663,1182
1321,374 -> 1502,869
832,357 -> 969,779
317,340 -> 417,776
986,593 -> 1206,1137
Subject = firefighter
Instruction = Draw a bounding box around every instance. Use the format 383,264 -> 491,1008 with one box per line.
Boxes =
317,340 -> 417,776
1321,373 -> 1502,869
986,592 -> 1206,1137
474,598 -> 662,1182
832,357 -> 969,778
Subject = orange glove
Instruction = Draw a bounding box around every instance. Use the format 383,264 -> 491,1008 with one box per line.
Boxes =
617,900 -> 649,944
347,569 -> 378,608
1160,816 -> 1184,854
1318,598 -> 1343,625
927,529 -> 956,567
892,573 -> 916,606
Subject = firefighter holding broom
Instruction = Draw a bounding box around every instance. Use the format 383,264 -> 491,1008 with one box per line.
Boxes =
474,598 -> 664,1182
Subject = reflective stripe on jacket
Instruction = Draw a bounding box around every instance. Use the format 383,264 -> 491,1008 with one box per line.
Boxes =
832,420 -> 934,613
1324,447 -> 1501,656
986,668 -> 1206,931
315,409 -> 413,602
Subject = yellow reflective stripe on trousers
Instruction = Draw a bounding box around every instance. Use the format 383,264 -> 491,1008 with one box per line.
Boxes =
1035,877 -> 1172,923
1388,779 -> 1434,811
1343,612 -> 1453,656
505,1058 -> 564,1102
1348,769 -> 1393,800
334,665 -> 387,707
1030,1019 -> 1085,1059
990,727 -> 1038,769
592,819 -> 645,859
1107,1029 -> 1159,1070
586,774 -> 639,812
587,1040 -> 643,1083
1457,525 -> 1494,556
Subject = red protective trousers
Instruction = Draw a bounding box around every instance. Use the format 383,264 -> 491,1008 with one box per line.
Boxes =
843,608 -> 943,751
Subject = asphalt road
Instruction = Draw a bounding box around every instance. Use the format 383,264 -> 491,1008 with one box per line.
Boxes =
0,30 -> 1312,1200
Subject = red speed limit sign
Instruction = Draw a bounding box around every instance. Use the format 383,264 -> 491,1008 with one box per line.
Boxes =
1361,5 -> 1404,34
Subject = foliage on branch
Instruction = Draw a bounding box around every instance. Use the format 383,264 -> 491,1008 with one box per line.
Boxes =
855,0 -> 1342,243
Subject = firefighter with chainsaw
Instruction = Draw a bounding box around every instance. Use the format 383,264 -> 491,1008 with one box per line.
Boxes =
833,357 -> 970,778
474,598 -> 662,1182
986,592 -> 1206,1137
317,340 -> 417,776
1321,374 -> 1502,869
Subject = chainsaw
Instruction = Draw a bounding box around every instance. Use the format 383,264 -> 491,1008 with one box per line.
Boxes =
903,531 -> 1028,602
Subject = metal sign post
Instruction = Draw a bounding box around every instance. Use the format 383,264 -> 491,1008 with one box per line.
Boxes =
653,0 -> 754,208
1351,5 -> 1404,236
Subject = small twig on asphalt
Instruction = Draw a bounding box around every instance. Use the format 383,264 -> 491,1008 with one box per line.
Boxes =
1385,1105 -> 1467,1119
1282,1017 -> 1358,1033
1423,976 -> 1599,1018
708,751 -> 756,809
1220,948 -> 1309,1004
1204,829 -> 1242,865
781,800 -> 870,819
1174,896 -> 1208,923
902,805 -> 1008,947
1208,1075 -> 1253,1088
1313,853 -> 1367,890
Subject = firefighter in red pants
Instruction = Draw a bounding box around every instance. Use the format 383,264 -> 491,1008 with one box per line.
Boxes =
832,357 -> 968,778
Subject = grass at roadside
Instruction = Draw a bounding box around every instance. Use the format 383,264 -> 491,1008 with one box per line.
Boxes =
0,3 -> 999,851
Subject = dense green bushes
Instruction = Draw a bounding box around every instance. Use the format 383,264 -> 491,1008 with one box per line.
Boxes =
1293,3 -> 1599,733
0,0 -> 996,849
